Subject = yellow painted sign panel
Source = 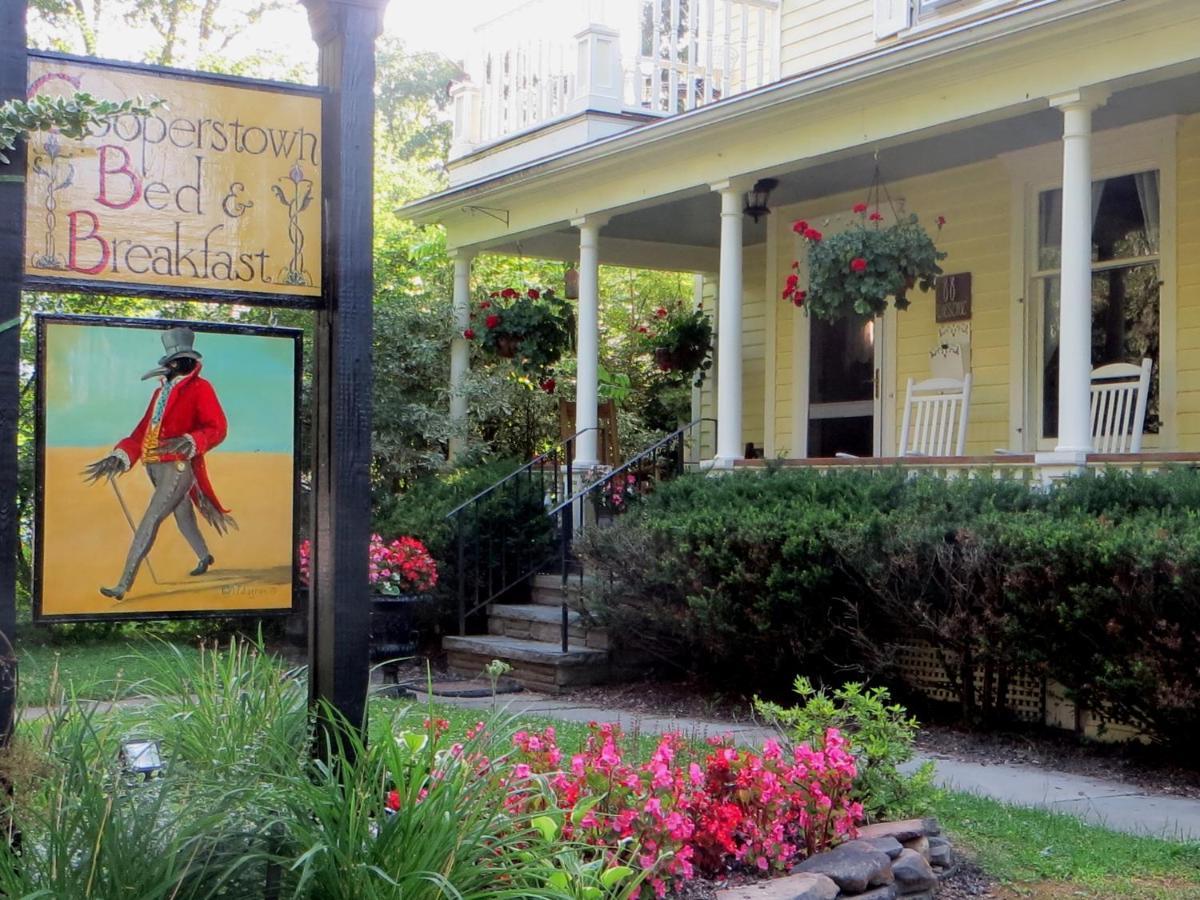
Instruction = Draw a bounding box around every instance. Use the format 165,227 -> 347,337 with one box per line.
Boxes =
25,54 -> 323,301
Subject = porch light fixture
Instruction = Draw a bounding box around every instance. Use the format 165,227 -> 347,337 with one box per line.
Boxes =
120,737 -> 164,778
743,178 -> 779,223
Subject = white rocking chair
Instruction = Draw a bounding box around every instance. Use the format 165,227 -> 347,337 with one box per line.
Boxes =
898,374 -> 973,457
1089,358 -> 1152,454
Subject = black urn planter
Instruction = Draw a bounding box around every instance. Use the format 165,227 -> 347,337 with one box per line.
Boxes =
370,593 -> 431,681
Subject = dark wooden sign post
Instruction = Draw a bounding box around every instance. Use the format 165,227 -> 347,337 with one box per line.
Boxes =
0,0 -> 388,739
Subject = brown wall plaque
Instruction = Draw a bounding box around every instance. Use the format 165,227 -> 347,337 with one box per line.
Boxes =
935,273 -> 972,322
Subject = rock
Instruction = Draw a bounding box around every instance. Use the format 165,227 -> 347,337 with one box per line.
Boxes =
923,817 -> 941,837
902,836 -> 930,861
715,873 -> 839,900
843,836 -> 903,859
793,845 -> 894,894
856,818 -> 934,844
852,887 -> 898,900
892,848 -> 938,895
928,835 -> 953,868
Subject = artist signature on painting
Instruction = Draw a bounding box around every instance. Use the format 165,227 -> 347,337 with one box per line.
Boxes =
219,584 -> 272,599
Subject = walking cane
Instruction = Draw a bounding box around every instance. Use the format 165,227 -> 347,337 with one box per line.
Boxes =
108,477 -> 160,585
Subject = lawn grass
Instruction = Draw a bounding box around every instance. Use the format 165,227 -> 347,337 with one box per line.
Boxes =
17,638 -> 206,707
932,790 -> 1200,898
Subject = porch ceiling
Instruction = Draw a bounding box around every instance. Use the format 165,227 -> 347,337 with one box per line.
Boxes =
489,67 -> 1200,270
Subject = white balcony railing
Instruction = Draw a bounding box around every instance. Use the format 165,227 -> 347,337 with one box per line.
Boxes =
454,0 -> 780,154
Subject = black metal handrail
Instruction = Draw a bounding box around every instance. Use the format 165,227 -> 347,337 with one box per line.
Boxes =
546,417 -> 717,651
444,428 -> 598,635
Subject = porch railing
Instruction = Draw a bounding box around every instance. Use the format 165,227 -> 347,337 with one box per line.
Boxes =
461,0 -> 780,148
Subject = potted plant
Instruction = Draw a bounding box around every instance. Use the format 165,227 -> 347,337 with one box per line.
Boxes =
640,305 -> 714,385
469,287 -> 574,375
299,535 -> 438,679
783,206 -> 947,322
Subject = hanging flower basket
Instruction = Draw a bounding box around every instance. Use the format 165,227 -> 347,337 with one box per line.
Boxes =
469,287 -> 574,375
784,206 -> 947,323
641,306 -> 714,385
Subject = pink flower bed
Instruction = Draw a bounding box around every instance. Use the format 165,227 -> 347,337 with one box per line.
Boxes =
427,719 -> 864,898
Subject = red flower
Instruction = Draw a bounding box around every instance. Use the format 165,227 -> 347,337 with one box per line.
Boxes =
485,314 -> 501,329
869,211 -> 883,222
655,307 -> 668,318
463,328 -> 476,340
540,377 -> 556,394
936,215 -> 947,229
792,220 -> 809,234
637,325 -> 649,334
386,790 -> 401,811
805,228 -> 823,242
785,273 -> 799,290
850,257 -> 868,273
489,291 -> 499,298
852,202 -> 868,214
792,290 -> 807,307
480,301 -> 491,309
791,260 -> 800,270
501,287 -> 519,299
527,288 -> 540,300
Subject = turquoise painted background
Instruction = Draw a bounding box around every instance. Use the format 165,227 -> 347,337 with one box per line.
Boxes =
44,321 -> 297,454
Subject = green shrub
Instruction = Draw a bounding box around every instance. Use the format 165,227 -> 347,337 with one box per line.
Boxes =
579,467 -> 1200,748
754,677 -> 938,821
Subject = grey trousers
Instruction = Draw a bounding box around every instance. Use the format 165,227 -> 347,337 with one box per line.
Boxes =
112,462 -> 210,593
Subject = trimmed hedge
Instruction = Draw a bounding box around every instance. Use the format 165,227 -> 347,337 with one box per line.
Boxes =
577,467 -> 1200,747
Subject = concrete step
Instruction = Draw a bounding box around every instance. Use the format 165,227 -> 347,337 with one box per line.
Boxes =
487,603 -> 609,650
443,635 -> 609,693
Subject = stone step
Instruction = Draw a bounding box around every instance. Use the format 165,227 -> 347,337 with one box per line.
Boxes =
443,635 -> 609,693
487,603 -> 609,650
530,573 -> 597,608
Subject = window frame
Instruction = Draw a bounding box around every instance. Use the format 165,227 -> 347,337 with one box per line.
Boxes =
1002,117 -> 1178,453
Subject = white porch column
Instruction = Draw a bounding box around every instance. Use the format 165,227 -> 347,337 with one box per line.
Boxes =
448,248 -> 475,461
571,215 -> 609,470
712,179 -> 749,467
1049,87 -> 1109,460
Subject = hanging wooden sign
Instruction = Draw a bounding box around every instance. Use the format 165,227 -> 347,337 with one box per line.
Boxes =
24,52 -> 323,305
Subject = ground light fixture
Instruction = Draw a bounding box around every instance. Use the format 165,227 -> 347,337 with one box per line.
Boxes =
119,737 -> 164,778
743,177 -> 779,223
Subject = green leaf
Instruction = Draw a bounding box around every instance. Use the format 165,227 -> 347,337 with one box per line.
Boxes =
600,866 -> 634,888
532,815 -> 558,843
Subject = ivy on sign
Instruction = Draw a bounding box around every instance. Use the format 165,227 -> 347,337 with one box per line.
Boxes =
935,273 -> 971,322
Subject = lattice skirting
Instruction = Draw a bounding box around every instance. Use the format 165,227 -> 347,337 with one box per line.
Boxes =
893,642 -> 1045,723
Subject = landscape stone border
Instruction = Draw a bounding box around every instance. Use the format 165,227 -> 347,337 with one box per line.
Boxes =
716,818 -> 953,900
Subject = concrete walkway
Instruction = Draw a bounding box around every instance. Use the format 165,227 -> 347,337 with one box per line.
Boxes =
409,687 -> 1200,842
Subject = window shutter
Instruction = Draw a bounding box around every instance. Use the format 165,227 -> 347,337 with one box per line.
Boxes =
874,0 -> 910,39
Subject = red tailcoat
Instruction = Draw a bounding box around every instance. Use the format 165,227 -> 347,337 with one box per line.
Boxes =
115,365 -> 229,513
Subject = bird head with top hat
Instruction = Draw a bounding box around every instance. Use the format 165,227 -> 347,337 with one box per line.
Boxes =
142,327 -> 203,381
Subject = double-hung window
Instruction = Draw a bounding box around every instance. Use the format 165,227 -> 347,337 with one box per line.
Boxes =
1032,171 -> 1161,441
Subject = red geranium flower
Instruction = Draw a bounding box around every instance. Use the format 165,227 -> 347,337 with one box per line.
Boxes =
485,314 -> 502,329
785,273 -> 799,290
791,260 -> 800,270
637,325 -> 649,334
869,211 -> 883,222
480,301 -> 491,309
655,307 -> 669,318
539,377 -> 556,394
805,228 -> 823,242
463,328 -> 476,339
527,288 -> 540,299
386,790 -> 401,811
850,257 -> 868,273
792,220 -> 809,234
792,290 -> 806,307
501,287 -> 519,299
936,215 -> 947,228
852,202 -> 868,214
